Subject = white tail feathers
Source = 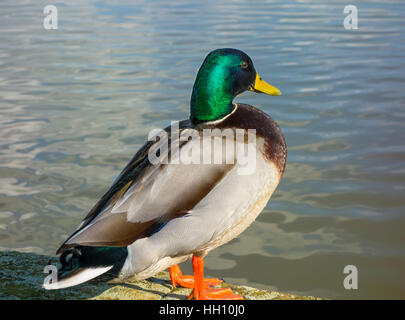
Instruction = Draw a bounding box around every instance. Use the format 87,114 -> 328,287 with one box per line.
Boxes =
43,266 -> 113,290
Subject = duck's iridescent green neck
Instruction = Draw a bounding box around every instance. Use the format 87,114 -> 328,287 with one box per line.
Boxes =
190,54 -> 239,123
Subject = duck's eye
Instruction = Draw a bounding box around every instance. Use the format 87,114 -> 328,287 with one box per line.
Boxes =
240,61 -> 249,69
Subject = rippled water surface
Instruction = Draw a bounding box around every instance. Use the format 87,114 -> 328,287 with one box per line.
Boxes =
1,0 -> 405,299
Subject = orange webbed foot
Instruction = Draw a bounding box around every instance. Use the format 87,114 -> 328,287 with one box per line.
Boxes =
188,287 -> 243,300
187,256 -> 244,300
169,264 -> 222,289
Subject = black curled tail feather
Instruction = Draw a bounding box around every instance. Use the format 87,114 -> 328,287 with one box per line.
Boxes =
43,246 -> 128,290
59,247 -> 82,273
59,246 -> 128,275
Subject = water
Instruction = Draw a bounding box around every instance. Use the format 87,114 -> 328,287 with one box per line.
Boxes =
1,0 -> 405,299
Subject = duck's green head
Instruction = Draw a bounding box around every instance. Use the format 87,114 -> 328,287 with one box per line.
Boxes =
190,48 -> 281,124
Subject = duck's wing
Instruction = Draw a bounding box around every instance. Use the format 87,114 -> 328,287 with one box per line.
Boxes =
56,120 -> 235,254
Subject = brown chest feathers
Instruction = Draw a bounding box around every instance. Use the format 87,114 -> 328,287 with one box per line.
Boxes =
202,103 -> 287,176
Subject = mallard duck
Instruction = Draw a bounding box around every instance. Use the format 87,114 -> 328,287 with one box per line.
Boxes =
43,48 -> 286,300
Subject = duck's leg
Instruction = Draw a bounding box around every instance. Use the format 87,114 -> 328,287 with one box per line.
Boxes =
169,264 -> 222,289
188,256 -> 243,300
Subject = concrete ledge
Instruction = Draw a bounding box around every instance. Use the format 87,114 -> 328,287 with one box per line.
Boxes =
0,250 -> 323,300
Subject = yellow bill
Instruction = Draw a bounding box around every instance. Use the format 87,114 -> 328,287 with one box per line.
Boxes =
249,73 -> 281,96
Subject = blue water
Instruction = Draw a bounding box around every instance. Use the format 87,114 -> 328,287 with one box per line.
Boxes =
0,0 -> 405,299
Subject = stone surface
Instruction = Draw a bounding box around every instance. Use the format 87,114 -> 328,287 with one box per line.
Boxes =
0,250 -> 324,300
